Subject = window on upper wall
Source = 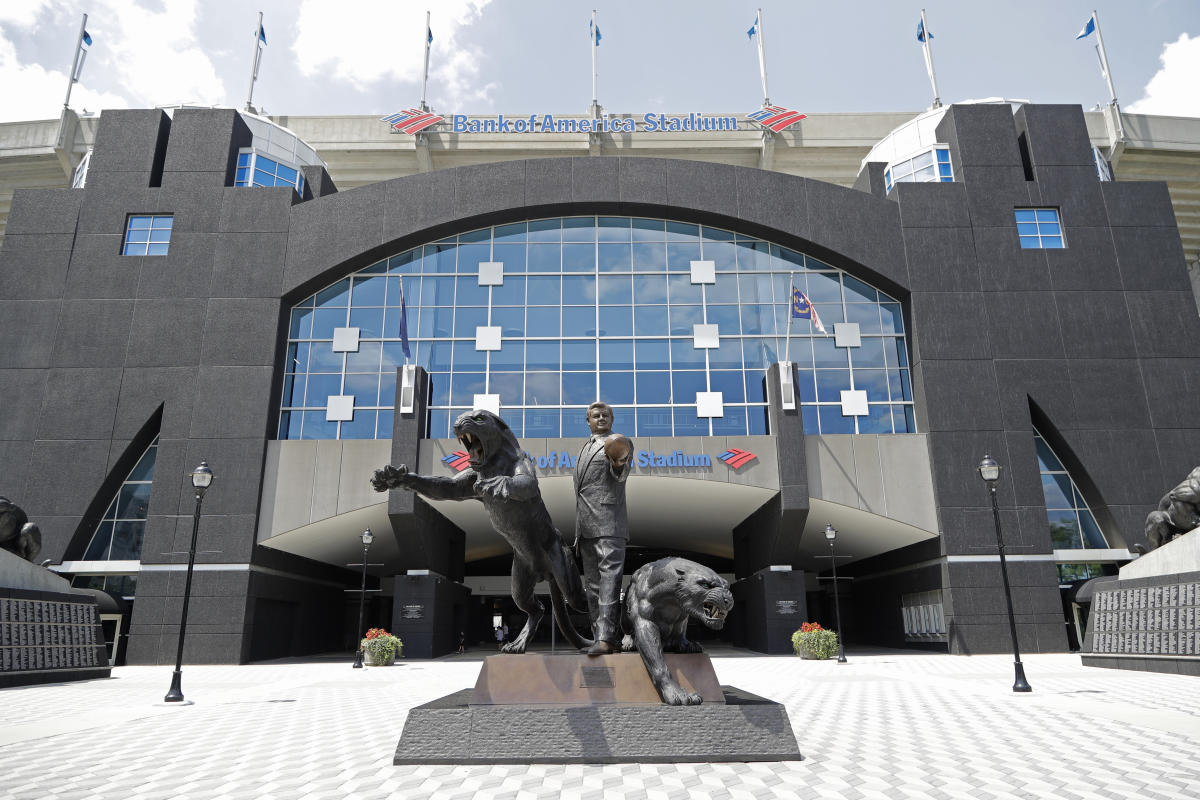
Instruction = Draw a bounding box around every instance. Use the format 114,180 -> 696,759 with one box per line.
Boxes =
235,151 -> 305,195
1034,429 -> 1108,550
123,215 -> 173,255
884,145 -> 953,193
1015,208 -> 1064,248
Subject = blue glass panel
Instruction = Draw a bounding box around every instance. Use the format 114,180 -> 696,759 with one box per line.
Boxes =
884,337 -> 909,368
794,369 -> 816,402
128,216 -> 153,229
351,276 -> 388,306
631,218 -> 666,241
145,242 -> 169,256
702,307 -> 738,338
597,217 -> 631,242
607,406 -> 633,436
379,370 -> 397,404
711,406 -> 747,435
815,370 -> 851,402
455,276 -> 489,306
669,305 -> 702,335
672,370 -> 707,402
636,371 -> 671,403
744,370 -> 769,404
492,276 -> 526,306
346,341 -> 381,373
451,373 -> 486,405
887,369 -> 913,402
527,219 -> 561,242
421,276 -> 455,305
599,339 -> 634,370
527,244 -> 561,271
490,372 -> 524,406
237,152 -> 252,167
286,342 -> 310,372
254,168 -> 275,186
1016,222 -> 1039,236
493,222 -> 526,242
426,243 -> 456,273
664,221 -> 699,241
349,308 -> 384,339
670,338 -> 705,367
1014,209 -> 1037,223
1035,436 -> 1059,472
456,243 -> 490,274
126,228 -> 151,243
938,163 -> 953,177
526,341 -> 560,370
148,229 -> 172,243
877,302 -> 904,335
562,340 -> 595,370
344,373 -> 379,406
633,274 -> 668,303
852,338 -> 886,369
746,406 -> 769,435
427,410 -> 451,438
493,243 -> 526,273
804,272 -> 841,304
710,370 -> 745,402
282,373 -> 305,406
701,226 -> 735,242
279,411 -> 302,439
709,337 -> 742,370
115,482 -> 151,519
84,522 -> 113,559
1035,209 -> 1059,222
600,371 -> 635,404
598,306 -> 633,336
425,307 -> 453,337
635,339 -> 670,370
428,341 -> 453,372
668,274 -> 703,304
632,242 -> 667,268
1019,236 -> 1041,249
740,304 -> 775,335
276,164 -> 299,185
737,275 -> 772,305
1080,511 -> 1107,548
524,408 -> 561,437
858,404 -> 894,434
813,337 -> 847,368
526,275 -> 561,305
636,408 -> 673,436
936,148 -> 951,163
673,408 -> 709,436
1048,510 -> 1082,548
818,406 -> 855,434
854,369 -> 890,402
705,275 -> 739,304
376,410 -> 393,439
304,373 -> 341,405
1042,474 -> 1074,509
1038,222 -> 1062,236
308,342 -> 343,372
562,372 -> 596,404
458,227 -> 489,243
526,306 -> 560,336
634,306 -> 669,336
562,217 -> 596,242
491,307 -> 525,337
453,307 -> 488,337
598,275 -> 633,304
525,372 -> 560,405
450,342 -> 485,373
1043,237 -> 1064,248
301,411 -> 339,439
735,240 -> 771,270
842,275 -> 878,303
490,340 -> 524,370
742,337 -> 780,370
289,307 -> 314,339
388,250 -> 418,274
896,405 -> 917,433
666,243 -> 701,269
705,242 -> 737,270
428,375 -> 450,406
844,302 -> 882,334
562,275 -> 596,305
786,337 -> 815,369
562,307 -> 596,336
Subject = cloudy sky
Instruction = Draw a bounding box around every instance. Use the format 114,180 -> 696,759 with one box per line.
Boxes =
1,0 -> 1197,123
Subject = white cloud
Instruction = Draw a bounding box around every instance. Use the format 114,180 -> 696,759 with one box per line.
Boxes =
292,0 -> 494,109
0,0 -> 53,28
1126,33 -> 1200,118
0,25 -> 127,121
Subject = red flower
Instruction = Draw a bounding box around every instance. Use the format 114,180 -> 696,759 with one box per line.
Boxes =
800,622 -> 823,633
364,628 -> 392,640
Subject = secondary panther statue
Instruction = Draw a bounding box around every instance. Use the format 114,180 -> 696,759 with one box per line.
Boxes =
0,497 -> 42,563
621,557 -> 734,705
1144,466 -> 1200,550
371,409 -> 592,653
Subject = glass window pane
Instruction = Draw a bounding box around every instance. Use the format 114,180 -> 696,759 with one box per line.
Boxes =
490,341 -> 524,371
669,305 -> 702,335
490,372 -> 524,406
526,372 -> 560,405
813,337 -> 848,368
634,306 -> 669,336
562,307 -> 597,336
632,242 -> 666,268
524,408 -> 561,436
526,341 -> 560,370
851,337 -> 887,368
526,275 -> 561,305
346,341 -> 382,372
305,373 -> 342,405
1048,510 -> 1082,548
562,340 -> 596,371
664,221 -> 699,241
672,370 -> 707,401
492,276 -> 526,306
636,371 -> 671,403
526,306 -> 560,336
637,407 -> 673,436
635,339 -> 670,370
598,275 -> 633,304
599,371 -> 634,404
631,218 -> 665,241
455,276 -> 488,306
562,217 -> 596,242
854,369 -> 890,403
818,405 -> 855,434
84,522 -> 114,560
349,308 -> 384,339
1043,237 -> 1064,248
308,342 -> 342,371
710,370 -> 745,402
597,217 -> 631,241
815,369 -> 851,402
493,222 -> 526,242
673,407 -> 709,436
146,242 -> 169,256
1042,474 -> 1074,509
456,243 -> 490,274
340,410 -> 378,440
598,306 -> 633,337
453,307 -> 488,337
562,275 -> 596,305
599,339 -> 634,370
1035,209 -> 1059,222
858,404 -> 894,434
492,307 -> 525,337
452,340 -> 486,370
670,338 -> 705,368
527,244 -> 561,271
527,219 -> 561,242
667,274 -> 703,304
711,405 -> 747,436
301,411 -> 339,439
451,373 -> 486,406
633,274 -> 668,303
1080,511 -> 1108,548
1014,209 -> 1037,223
804,272 -> 842,304
562,372 -> 596,404
666,243 -> 701,269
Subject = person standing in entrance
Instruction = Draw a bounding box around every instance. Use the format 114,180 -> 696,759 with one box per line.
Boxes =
573,401 -> 633,655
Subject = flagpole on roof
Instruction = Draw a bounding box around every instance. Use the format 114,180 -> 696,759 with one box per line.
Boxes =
420,11 -> 432,112
245,11 -> 265,113
1089,11 -> 1119,106
62,13 -> 89,110
1076,11 -> 1125,155
919,9 -> 941,109
590,10 -> 600,116
756,9 -> 770,107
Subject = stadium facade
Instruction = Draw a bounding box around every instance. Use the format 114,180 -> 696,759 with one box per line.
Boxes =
1,101 -> 1198,662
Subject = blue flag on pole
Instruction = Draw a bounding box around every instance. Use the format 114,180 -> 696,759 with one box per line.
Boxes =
427,26 -> 433,44
590,19 -> 601,45
81,30 -> 93,48
791,287 -> 827,334
747,15 -> 758,40
1075,15 -> 1095,39
258,23 -> 266,45
917,20 -> 932,42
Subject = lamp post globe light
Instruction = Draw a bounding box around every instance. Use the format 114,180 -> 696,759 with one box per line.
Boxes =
164,461 -> 213,703
978,454 -> 1032,693
352,528 -> 374,669
825,524 -> 848,664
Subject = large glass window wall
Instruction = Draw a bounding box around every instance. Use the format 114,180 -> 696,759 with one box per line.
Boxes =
278,217 -> 916,440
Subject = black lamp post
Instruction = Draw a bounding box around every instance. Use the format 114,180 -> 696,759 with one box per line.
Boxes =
978,454 -> 1032,693
164,461 -> 213,703
351,528 -> 374,669
825,524 -> 848,664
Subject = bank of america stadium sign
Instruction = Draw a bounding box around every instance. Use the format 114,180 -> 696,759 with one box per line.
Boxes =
442,448 -> 756,473
382,107 -> 805,135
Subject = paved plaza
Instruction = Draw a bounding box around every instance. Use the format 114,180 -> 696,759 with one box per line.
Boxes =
1,648 -> 1198,799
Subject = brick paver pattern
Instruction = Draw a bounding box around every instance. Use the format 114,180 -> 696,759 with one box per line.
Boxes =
2,650 -> 1198,799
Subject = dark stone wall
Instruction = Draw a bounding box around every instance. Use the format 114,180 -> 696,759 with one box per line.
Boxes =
729,568 -> 808,654
2,102 -> 1194,658
391,573 -> 472,658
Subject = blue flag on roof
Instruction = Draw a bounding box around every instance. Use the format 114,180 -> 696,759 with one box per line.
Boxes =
427,26 -> 433,44
791,287 -> 827,334
81,30 -> 92,48
257,22 -> 266,45
917,20 -> 932,42
747,14 -> 758,40
590,19 -> 601,45
1075,15 -> 1095,39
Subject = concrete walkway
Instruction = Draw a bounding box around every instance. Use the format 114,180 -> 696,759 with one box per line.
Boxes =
1,649 -> 1198,799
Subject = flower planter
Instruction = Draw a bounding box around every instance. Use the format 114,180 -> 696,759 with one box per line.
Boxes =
364,650 -> 395,667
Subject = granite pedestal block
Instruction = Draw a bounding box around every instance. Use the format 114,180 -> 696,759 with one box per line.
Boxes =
394,653 -> 802,764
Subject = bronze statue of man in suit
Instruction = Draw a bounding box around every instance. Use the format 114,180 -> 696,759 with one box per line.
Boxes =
573,401 -> 634,655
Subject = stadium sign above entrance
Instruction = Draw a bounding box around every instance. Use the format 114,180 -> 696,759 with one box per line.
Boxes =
382,106 -> 806,136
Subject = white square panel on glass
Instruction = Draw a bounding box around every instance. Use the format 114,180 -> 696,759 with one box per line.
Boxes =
326,395 -> 354,421
473,394 -> 501,414
478,261 -> 504,286
693,323 -> 720,349
834,322 -> 861,348
690,260 -> 716,284
331,327 -> 361,353
696,391 -> 724,418
839,390 -> 869,417
475,326 -> 502,351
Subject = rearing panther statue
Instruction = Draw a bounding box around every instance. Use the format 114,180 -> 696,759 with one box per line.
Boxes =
0,497 -> 42,563
371,409 -> 592,653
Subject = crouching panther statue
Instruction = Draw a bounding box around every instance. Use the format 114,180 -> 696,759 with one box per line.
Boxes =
1144,466 -> 1200,550
622,557 -> 734,705
371,409 -> 592,653
0,497 -> 42,562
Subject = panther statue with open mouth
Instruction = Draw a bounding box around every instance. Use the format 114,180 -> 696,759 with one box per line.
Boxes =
371,409 -> 592,653
621,556 -> 734,705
